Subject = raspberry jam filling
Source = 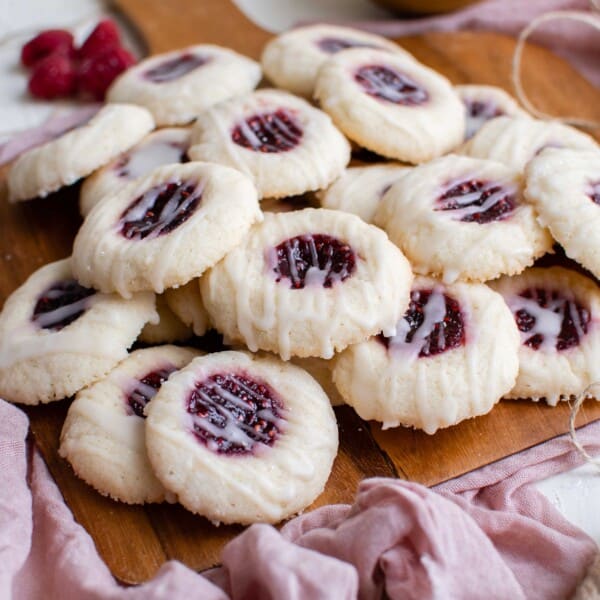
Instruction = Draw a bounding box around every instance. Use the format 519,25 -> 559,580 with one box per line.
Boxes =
119,180 -> 202,240
126,365 -> 177,418
588,181 -> 600,206
464,99 -> 504,140
435,179 -> 517,224
144,53 -> 208,83
231,109 -> 303,153
32,279 -> 96,331
379,288 -> 465,358
115,141 -> 189,179
271,234 -> 356,289
317,37 -> 378,54
187,372 -> 283,455
511,287 -> 590,351
355,65 -> 428,106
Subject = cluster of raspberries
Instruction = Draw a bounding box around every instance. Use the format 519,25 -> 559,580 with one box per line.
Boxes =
21,19 -> 137,101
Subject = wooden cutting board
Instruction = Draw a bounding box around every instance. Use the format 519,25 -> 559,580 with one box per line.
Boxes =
2,0 -> 600,585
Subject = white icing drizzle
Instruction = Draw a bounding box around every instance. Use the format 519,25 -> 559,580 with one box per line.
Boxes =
507,291 -> 586,352
119,141 -> 187,179
386,287 -> 449,361
437,181 -> 517,221
356,65 -> 428,105
464,100 -> 502,140
189,374 -> 284,453
33,295 -> 93,330
121,179 -> 203,241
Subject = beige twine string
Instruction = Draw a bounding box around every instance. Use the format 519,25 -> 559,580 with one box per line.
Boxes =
569,383 -> 600,469
512,2 -> 600,129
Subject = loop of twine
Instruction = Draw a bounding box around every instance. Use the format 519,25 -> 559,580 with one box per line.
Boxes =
569,383 -> 600,469
512,4 -> 600,129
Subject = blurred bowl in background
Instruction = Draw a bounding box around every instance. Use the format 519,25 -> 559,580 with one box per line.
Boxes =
372,0 -> 481,15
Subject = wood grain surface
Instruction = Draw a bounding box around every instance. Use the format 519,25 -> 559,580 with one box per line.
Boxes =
1,0 -> 599,585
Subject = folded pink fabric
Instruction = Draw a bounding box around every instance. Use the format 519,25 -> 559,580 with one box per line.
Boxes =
348,0 -> 600,87
1,397 -> 597,600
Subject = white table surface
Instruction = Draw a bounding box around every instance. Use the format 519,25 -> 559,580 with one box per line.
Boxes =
1,0 -> 598,547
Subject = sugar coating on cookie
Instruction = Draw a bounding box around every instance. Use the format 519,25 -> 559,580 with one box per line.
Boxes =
314,48 -> 465,163
188,89 -> 351,199
0,258 -> 157,405
107,45 -> 261,126
375,154 -> 553,283
145,350 -> 338,524
455,84 -> 528,141
59,345 -> 200,503
138,294 -> 192,344
490,267 -> 600,405
317,163 -> 411,223
525,148 -> 600,281
460,116 -> 599,172
261,24 -> 413,97
333,276 -> 519,433
72,162 -> 262,298
80,128 -> 191,217
164,279 -> 210,337
201,208 -> 413,360
8,104 -> 154,202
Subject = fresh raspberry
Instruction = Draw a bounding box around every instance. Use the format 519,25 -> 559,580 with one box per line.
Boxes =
28,53 -> 77,99
78,19 -> 121,60
77,46 -> 136,100
21,29 -> 75,68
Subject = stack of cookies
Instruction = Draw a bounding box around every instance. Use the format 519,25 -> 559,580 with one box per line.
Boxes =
2,26 -> 599,524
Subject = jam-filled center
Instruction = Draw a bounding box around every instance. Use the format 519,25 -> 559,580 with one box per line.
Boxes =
379,288 -> 465,358
32,279 -> 96,331
355,65 -> 428,106
464,99 -> 504,140
115,141 -> 189,179
187,372 -> 283,455
126,365 -> 177,418
435,179 -> 517,224
231,109 -> 303,153
511,287 -> 590,351
588,181 -> 600,206
144,53 -> 209,83
119,180 -> 202,241
317,37 -> 379,54
271,234 -> 356,289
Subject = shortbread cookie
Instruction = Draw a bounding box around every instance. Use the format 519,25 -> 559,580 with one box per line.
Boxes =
333,277 -> 519,433
107,45 -> 261,126
80,128 -> 191,217
145,350 -> 338,524
59,345 -> 200,503
0,258 -> 157,405
317,163 -> 411,223
314,48 -> 465,163
201,208 -> 413,359
8,104 -> 154,202
460,116 -> 599,172
290,356 -> 344,406
72,162 -> 261,298
187,89 -> 351,199
455,84 -> 528,141
525,148 -> 600,280
375,154 -> 553,282
139,294 -> 192,344
164,280 -> 210,337
489,267 -> 600,405
261,24 -> 413,97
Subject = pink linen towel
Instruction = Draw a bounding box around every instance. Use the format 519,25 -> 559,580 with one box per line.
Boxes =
1,397 -> 598,600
